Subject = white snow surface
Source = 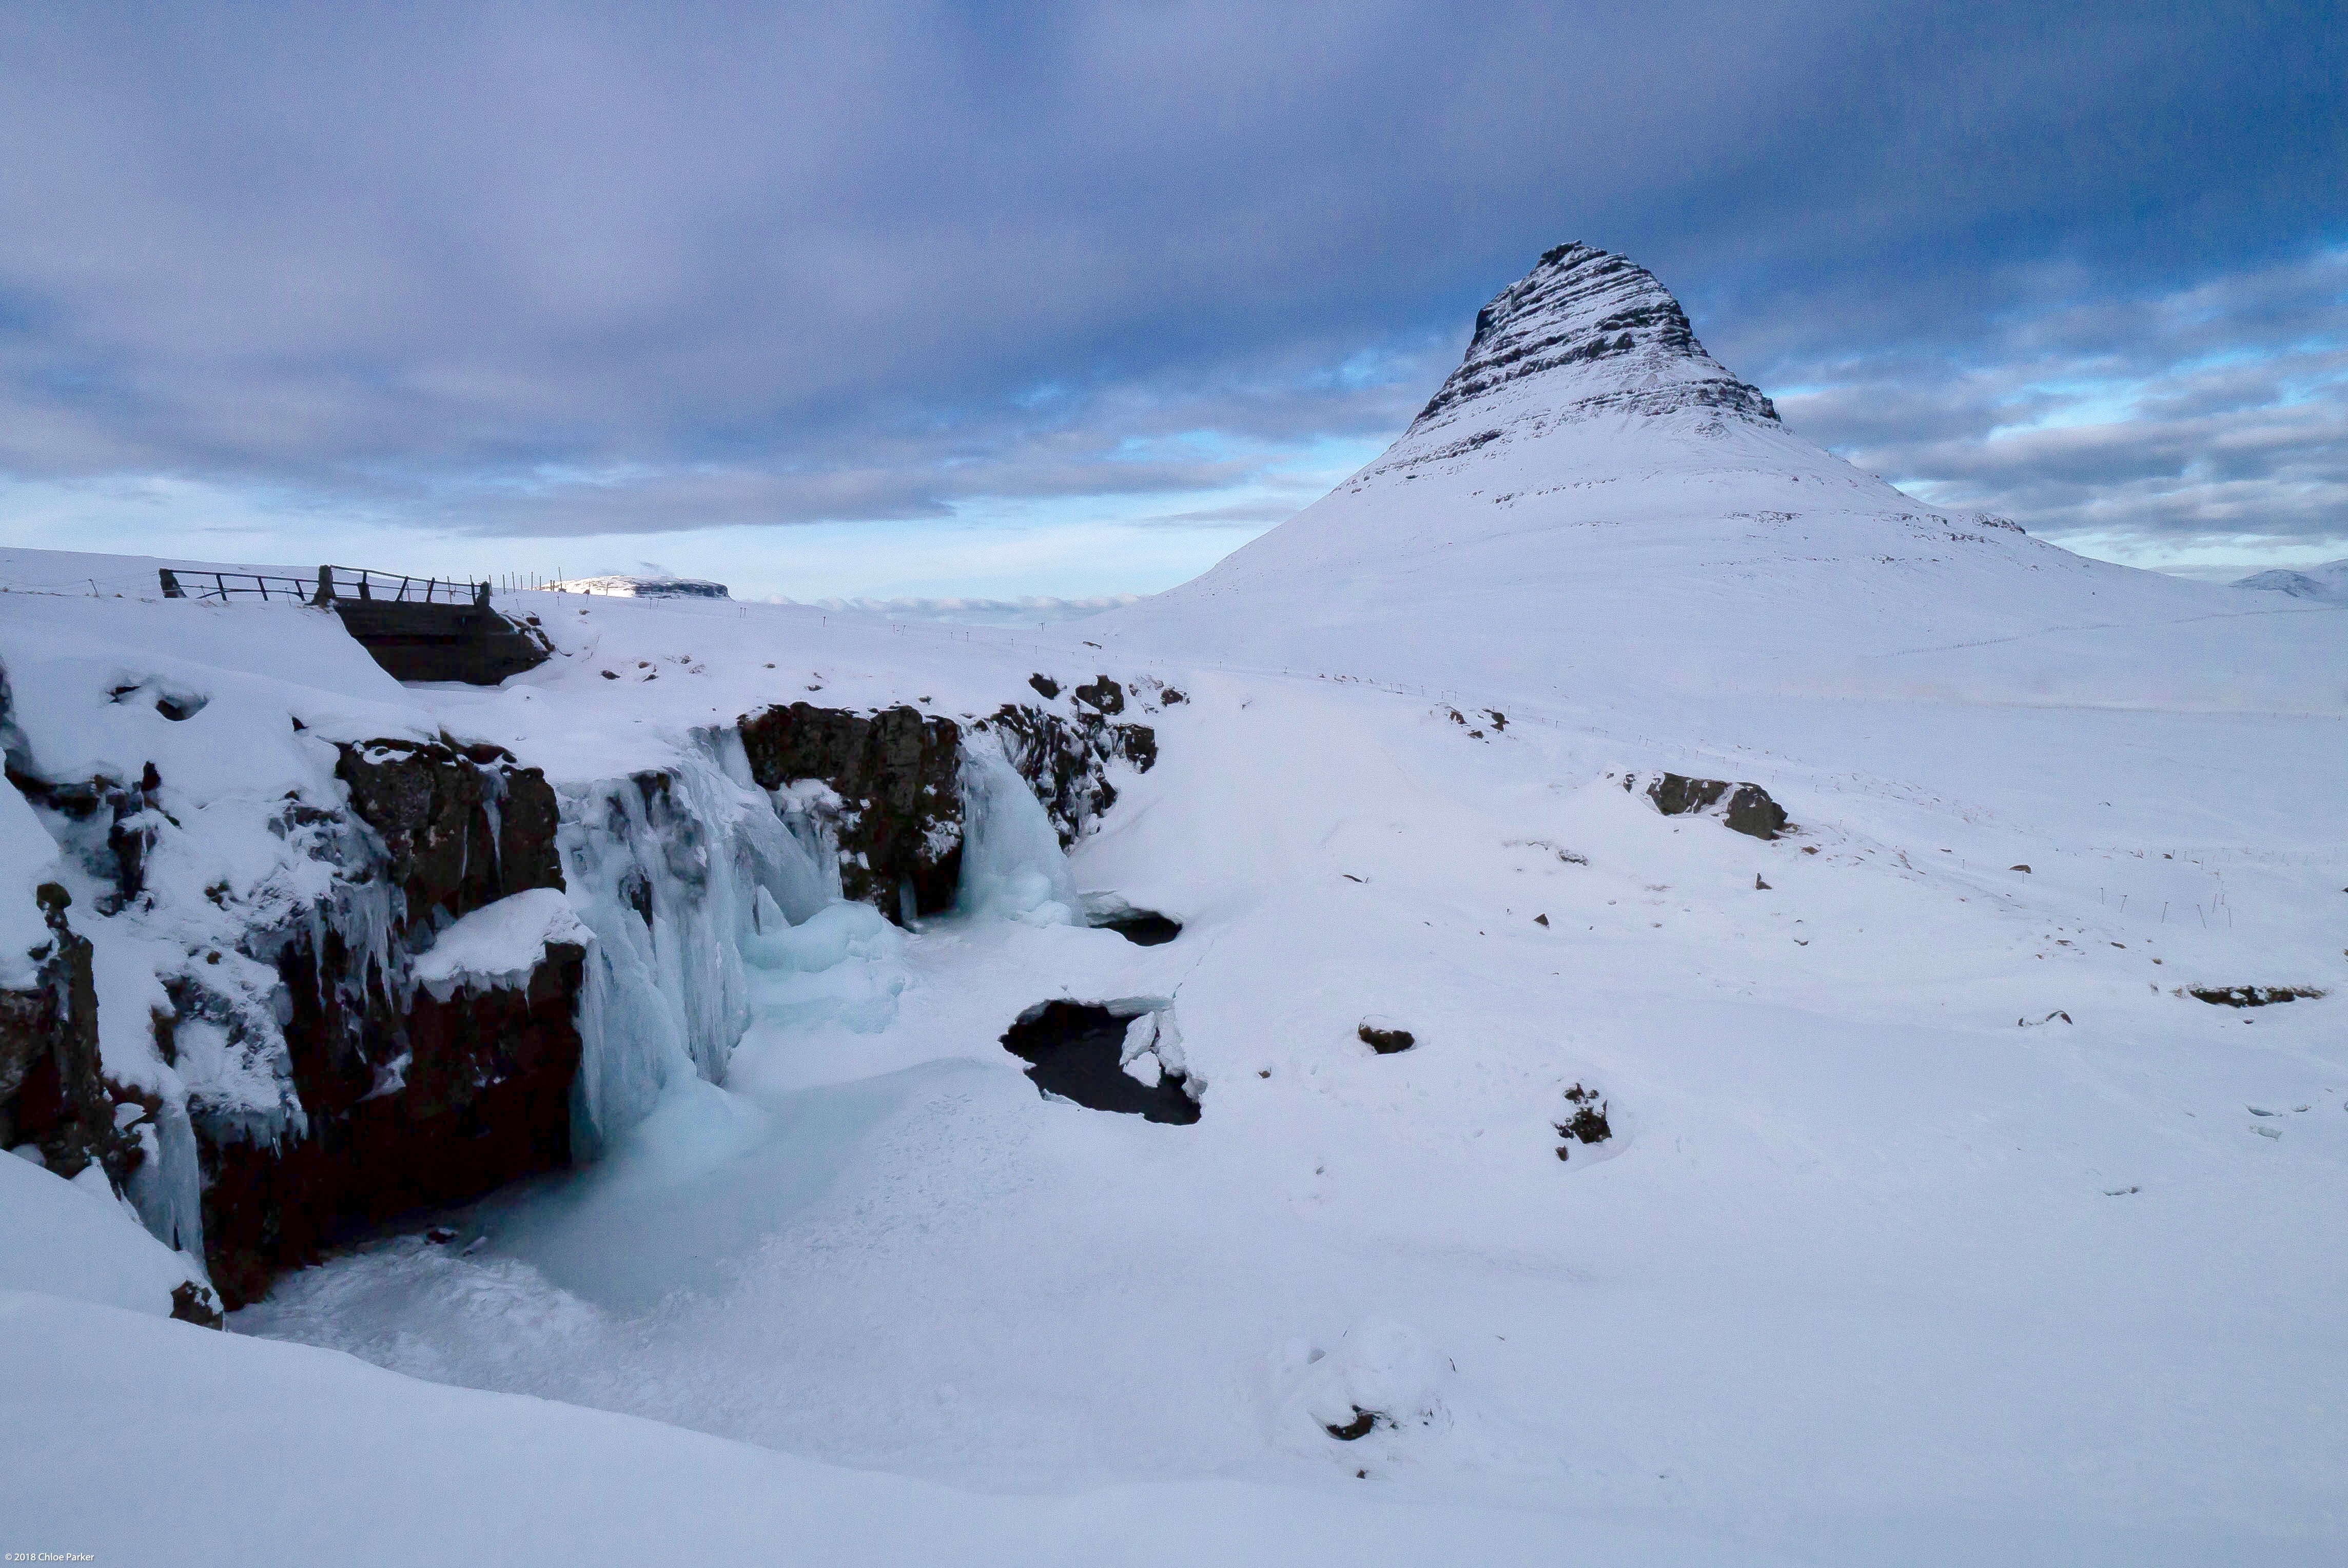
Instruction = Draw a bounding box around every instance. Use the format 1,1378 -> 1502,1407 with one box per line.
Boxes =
409,888 -> 589,999
7,248 -> 2348,1563
0,771 -> 58,988
0,1149 -> 206,1316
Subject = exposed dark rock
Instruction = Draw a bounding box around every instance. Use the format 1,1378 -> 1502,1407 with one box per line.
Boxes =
336,739 -> 563,919
1718,789 -> 1784,840
1555,1082 -> 1611,1160
2183,985 -> 2324,1008
1000,1001 -> 1200,1124
0,885 -> 138,1185
4,762 -> 167,917
205,940 -> 584,1307
1325,1408 -> 1380,1441
5,646 -> 588,1307
737,702 -> 965,919
1072,676 -> 1125,715
1358,1023 -> 1416,1055
1642,773 -> 1789,840
979,703 -> 1157,849
134,739 -> 591,1304
1409,242 -> 1780,430
170,1279 -> 225,1328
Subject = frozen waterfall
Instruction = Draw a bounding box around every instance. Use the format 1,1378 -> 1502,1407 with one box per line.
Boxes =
954,730 -> 1078,925
558,727 -> 841,1156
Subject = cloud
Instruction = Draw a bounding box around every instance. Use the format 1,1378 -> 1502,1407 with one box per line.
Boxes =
1771,249 -> 2348,554
0,2 -> 2339,571
1131,502 -> 1300,527
806,593 -> 1143,627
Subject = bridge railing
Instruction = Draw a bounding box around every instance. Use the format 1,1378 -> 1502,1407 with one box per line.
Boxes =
159,565 -> 493,607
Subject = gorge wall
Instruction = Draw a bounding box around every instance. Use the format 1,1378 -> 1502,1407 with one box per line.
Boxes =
3,641 -> 1169,1307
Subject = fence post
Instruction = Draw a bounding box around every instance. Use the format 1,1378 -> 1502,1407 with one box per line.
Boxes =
159,569 -> 183,598
314,567 -> 334,605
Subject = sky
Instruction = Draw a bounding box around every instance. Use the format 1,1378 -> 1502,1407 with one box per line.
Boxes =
1,2 -> 2341,611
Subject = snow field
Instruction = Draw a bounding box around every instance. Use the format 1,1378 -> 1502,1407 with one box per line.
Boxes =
231,662 -> 2348,1554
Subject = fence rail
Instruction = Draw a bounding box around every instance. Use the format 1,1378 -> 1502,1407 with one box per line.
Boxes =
160,565 -> 492,607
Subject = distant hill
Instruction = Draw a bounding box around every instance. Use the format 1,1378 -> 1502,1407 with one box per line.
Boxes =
2235,559 -> 2348,604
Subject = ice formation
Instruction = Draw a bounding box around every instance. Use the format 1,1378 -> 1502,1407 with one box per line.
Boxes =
558,728 -> 842,1155
953,730 -> 1079,925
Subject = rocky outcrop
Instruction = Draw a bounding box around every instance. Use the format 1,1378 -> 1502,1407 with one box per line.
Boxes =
5,723 -> 588,1308
737,703 -> 965,919
184,741 -> 584,1305
971,676 -> 1162,850
736,690 -> 1165,917
976,701 -> 1156,850
0,885 -> 136,1185
336,738 -> 563,916
1637,772 -> 1790,840
205,935 -> 582,1306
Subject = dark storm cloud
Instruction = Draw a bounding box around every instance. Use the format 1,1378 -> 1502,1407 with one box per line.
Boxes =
0,2 -> 2340,545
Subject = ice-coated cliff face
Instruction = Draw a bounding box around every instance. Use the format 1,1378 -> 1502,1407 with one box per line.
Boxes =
1408,241 -> 1779,435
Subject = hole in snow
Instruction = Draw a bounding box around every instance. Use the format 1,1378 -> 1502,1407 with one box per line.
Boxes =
1081,893 -> 1182,945
1091,908 -> 1182,946
1000,1000 -> 1201,1124
109,680 -> 207,720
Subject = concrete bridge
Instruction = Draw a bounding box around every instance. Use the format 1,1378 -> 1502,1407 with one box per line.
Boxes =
159,565 -> 551,684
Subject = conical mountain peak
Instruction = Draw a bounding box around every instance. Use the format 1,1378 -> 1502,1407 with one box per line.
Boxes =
1407,242 -> 1778,436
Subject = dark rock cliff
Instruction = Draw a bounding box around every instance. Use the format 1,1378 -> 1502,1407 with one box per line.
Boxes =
737,703 -> 965,919
197,740 -> 581,1305
205,936 -> 582,1306
2,721 -> 588,1308
736,687 -> 1164,922
0,885 -> 138,1186
977,676 -> 1158,849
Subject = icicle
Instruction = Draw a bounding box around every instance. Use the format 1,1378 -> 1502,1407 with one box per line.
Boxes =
478,763 -> 507,891
557,726 -> 842,1153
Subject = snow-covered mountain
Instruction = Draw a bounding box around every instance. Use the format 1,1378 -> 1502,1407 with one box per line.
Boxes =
6,248 -> 2346,1566
2235,558 -> 2348,604
1104,244 -> 2344,716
